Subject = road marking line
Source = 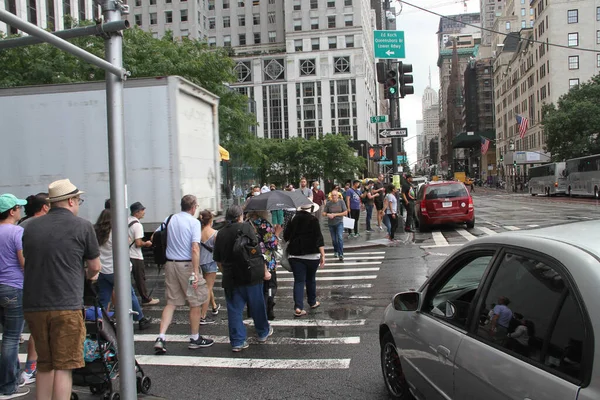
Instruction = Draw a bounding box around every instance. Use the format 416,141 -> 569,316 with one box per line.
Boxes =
275,267 -> 380,275
324,256 -> 385,260
134,355 -> 352,370
432,231 -> 449,246
504,226 -> 520,231
244,319 -> 366,327
478,227 -> 497,236
528,224 -> 540,228
456,229 -> 477,241
216,262 -> 382,276
133,335 -> 360,345
420,244 -> 464,249
326,251 -> 386,256
265,275 -> 378,282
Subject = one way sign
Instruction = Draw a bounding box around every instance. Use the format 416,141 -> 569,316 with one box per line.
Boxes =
379,128 -> 408,138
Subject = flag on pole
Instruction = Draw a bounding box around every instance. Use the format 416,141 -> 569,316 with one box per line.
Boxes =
481,137 -> 490,155
516,114 -> 529,139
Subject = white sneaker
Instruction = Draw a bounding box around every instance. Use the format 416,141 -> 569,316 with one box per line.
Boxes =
20,370 -> 36,385
0,387 -> 30,399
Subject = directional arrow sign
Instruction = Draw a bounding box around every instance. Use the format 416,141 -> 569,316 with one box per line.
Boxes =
379,128 -> 408,138
374,30 -> 405,59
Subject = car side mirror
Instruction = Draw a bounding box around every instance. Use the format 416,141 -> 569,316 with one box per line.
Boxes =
445,301 -> 456,319
392,291 -> 420,311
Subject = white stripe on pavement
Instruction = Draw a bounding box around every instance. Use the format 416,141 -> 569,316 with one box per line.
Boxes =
274,275 -> 378,282
244,319 -> 366,327
275,267 -> 380,274
322,261 -> 382,266
421,244 -> 464,249
135,355 -> 351,370
456,229 -> 477,241
324,256 -> 385,261
325,252 -> 385,256
211,283 -> 374,291
504,226 -> 520,231
528,224 -> 540,228
432,231 -> 449,246
478,227 -> 497,236
133,334 -> 360,345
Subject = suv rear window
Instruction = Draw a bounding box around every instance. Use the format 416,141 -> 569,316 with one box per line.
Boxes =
425,183 -> 468,200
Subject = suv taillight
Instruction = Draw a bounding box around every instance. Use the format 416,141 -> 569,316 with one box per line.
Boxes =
468,196 -> 474,209
421,199 -> 427,213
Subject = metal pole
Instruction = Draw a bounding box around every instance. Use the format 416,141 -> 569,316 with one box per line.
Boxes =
0,10 -> 126,78
0,20 -> 129,49
103,1 -> 136,399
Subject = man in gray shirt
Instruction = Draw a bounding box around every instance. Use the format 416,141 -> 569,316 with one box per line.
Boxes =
322,190 -> 347,261
298,177 -> 313,200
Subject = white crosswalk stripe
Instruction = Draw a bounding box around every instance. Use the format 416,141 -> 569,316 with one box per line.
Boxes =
419,224 -> 532,249
432,231 -> 449,246
456,228 -> 477,241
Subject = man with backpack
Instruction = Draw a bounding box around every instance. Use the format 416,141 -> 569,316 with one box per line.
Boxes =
128,202 -> 159,306
213,205 -> 273,352
153,195 -> 213,354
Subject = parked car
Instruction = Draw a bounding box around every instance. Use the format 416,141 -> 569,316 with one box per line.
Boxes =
380,221 -> 599,400
415,181 -> 475,231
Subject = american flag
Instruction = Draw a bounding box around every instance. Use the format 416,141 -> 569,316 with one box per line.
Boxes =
481,137 -> 490,155
516,114 -> 529,139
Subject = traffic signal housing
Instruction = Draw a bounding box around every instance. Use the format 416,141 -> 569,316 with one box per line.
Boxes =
384,69 -> 398,99
369,145 -> 383,161
398,62 -> 414,98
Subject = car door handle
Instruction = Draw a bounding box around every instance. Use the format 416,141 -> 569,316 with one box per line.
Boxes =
436,345 -> 451,359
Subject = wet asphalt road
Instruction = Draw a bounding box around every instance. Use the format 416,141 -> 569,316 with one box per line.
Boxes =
18,190 -> 600,400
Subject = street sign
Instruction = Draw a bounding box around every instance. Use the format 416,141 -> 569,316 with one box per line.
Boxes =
370,115 -> 388,123
397,155 -> 407,164
379,128 -> 408,138
378,160 -> 393,165
374,30 -> 406,59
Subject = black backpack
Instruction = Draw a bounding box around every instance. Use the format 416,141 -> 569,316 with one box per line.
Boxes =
152,214 -> 173,266
231,222 -> 265,285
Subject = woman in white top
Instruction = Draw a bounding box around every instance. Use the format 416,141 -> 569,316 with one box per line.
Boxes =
382,184 -> 399,241
94,209 -> 151,330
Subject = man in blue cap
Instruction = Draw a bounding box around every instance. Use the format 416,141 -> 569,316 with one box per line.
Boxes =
0,193 -> 29,399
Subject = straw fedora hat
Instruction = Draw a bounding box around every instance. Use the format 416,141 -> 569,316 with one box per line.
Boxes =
47,179 -> 85,203
297,202 -> 319,213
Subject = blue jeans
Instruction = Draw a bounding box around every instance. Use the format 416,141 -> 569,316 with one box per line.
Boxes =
383,213 -> 392,236
0,284 -> 24,395
328,223 -> 344,256
290,258 -> 319,311
365,205 -> 374,230
97,273 -> 144,321
224,283 -> 270,347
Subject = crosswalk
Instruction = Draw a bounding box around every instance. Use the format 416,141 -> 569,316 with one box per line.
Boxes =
417,223 -> 524,248
14,251 -> 386,374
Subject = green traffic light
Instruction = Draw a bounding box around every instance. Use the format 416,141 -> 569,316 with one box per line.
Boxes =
389,87 -> 397,94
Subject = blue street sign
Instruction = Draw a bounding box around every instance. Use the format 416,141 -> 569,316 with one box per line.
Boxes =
374,30 -> 406,59
379,160 -> 393,166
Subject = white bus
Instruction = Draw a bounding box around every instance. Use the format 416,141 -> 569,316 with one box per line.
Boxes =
565,154 -> 600,198
528,162 -> 567,196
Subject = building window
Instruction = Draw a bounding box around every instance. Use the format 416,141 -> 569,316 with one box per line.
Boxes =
224,35 -> 231,46
135,14 -> 142,26
505,21 -> 510,30
208,37 -> 216,47
312,38 -> 320,50
334,56 -> 350,73
254,32 -> 261,44
293,0 -> 300,10
530,8 -> 533,15
597,54 -> 600,68
568,33 -> 578,47
235,61 -> 252,82
521,20 -> 526,28
263,85 -> 289,139
345,35 -> 354,47
238,0 -> 244,6
239,33 -> 246,45
328,15 -> 336,28
269,0 -> 274,3
165,11 -> 172,23
311,17 -> 319,29
223,0 -> 229,9
344,14 -> 353,26
294,39 -> 303,51
310,0 -> 318,9
28,0 -> 38,25
521,8 -> 525,16
263,58 -> 285,81
180,9 -> 188,22
253,14 -> 260,24
268,31 -> 276,43
329,36 -> 337,49
268,11 -> 275,23
520,0 -> 524,3
46,0 -> 54,30
239,15 -> 245,26
208,0 -> 214,10
567,9 -> 578,24
569,78 -> 579,89
294,19 -> 302,31
327,0 -> 335,7
209,17 -> 215,28
223,16 -> 230,27
150,0 -> 156,4
530,20 -> 534,27
134,0 -> 141,6
252,0 -> 259,5
344,0 -> 351,5
597,7 -> 600,21
568,55 -> 579,69
149,12 -> 157,24
300,59 -> 316,76
597,30 -> 600,44
166,0 -> 172,3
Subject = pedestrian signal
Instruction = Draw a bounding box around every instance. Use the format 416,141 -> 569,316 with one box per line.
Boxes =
369,146 -> 382,161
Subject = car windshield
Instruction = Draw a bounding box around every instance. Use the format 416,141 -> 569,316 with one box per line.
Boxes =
425,184 -> 468,200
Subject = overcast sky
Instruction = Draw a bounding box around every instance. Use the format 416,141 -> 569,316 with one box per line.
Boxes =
389,0 -> 481,170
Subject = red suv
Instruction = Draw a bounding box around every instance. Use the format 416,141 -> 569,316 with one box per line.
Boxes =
415,181 -> 475,231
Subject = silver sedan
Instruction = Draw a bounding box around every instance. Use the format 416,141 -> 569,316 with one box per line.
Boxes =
380,220 -> 600,400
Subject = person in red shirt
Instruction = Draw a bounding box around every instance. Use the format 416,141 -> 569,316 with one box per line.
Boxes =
312,182 -> 326,207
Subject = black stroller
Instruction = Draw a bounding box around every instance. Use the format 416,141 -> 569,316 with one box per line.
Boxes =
70,281 -> 151,400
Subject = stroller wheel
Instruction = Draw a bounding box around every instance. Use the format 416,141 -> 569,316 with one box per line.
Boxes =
90,385 -> 103,395
70,393 -> 79,400
137,375 -> 152,394
104,392 -> 120,400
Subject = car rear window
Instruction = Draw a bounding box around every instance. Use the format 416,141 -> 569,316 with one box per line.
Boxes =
425,184 -> 468,200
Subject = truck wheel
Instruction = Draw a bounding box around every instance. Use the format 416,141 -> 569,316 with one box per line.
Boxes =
568,187 -> 572,197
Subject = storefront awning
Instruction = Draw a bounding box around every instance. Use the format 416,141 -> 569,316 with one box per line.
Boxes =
219,145 -> 230,161
452,130 -> 496,149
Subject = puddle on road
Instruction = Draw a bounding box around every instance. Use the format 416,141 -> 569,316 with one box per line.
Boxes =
327,305 -> 373,320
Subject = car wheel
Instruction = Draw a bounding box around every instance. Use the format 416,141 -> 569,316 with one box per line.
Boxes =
381,332 -> 413,399
418,217 -> 429,232
466,218 -> 475,229
595,187 -> 599,200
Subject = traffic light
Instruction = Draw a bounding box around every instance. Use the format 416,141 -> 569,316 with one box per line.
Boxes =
398,62 -> 414,98
376,62 -> 387,84
384,69 -> 398,99
513,160 -> 517,168
500,154 -> 504,162
369,145 -> 382,161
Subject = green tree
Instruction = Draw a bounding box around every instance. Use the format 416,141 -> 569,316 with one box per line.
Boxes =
0,25 -> 256,162
543,75 -> 600,160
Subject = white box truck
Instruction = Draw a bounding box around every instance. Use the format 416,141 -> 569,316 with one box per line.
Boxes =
0,76 -> 222,231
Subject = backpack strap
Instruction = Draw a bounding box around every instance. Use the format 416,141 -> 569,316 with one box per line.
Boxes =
128,219 -> 140,248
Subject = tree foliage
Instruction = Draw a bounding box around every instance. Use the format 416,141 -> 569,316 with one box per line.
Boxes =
543,75 -> 600,160
0,25 -> 256,161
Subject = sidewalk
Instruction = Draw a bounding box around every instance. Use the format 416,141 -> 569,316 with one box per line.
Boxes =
316,213 -> 392,251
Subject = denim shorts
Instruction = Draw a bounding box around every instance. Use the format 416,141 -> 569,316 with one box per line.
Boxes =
201,261 -> 218,274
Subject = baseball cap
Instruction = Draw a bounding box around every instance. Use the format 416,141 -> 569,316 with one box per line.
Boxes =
130,202 -> 146,214
0,194 -> 28,213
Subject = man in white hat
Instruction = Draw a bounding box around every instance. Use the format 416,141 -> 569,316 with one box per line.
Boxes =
22,179 -> 101,400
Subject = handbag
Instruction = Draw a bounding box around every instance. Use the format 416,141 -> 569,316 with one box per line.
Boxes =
275,241 -> 292,272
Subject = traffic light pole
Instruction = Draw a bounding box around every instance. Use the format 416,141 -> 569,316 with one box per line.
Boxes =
384,0 -> 399,176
